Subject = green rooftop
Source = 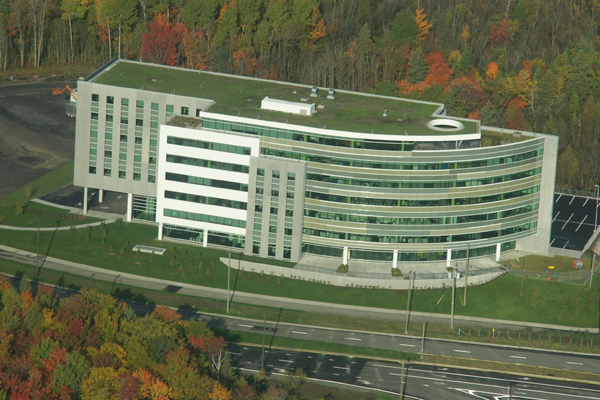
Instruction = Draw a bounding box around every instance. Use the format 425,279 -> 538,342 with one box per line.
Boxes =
94,61 -> 479,137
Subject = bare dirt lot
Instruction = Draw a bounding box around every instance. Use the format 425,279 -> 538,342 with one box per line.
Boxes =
0,81 -> 79,198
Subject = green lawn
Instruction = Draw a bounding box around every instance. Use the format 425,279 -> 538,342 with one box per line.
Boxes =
508,254 -> 593,273
0,221 -> 598,328
0,161 -> 74,209
0,202 -> 103,228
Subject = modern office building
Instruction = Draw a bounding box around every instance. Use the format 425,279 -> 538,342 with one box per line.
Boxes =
73,59 -> 558,267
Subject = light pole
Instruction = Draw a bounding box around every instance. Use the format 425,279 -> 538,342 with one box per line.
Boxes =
420,322 -> 426,360
398,361 -> 405,400
227,250 -> 231,314
595,185 -> 599,233
35,217 -> 40,279
450,263 -> 456,329
89,273 -> 94,289
262,308 -> 267,370
463,244 -> 469,306
405,271 -> 412,334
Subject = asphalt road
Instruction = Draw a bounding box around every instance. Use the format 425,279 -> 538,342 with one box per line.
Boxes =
228,345 -> 600,400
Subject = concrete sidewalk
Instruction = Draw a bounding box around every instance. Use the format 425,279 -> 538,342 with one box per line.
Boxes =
0,243 -> 596,333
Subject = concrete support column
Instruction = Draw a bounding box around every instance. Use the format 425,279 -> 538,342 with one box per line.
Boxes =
495,243 -> 501,262
158,223 -> 163,240
392,249 -> 399,269
99,189 -> 104,203
343,246 -> 349,265
446,249 -> 452,267
83,187 -> 88,215
203,229 -> 208,247
127,193 -> 133,222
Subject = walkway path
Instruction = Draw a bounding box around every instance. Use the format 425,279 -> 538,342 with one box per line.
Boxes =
0,244 -> 596,333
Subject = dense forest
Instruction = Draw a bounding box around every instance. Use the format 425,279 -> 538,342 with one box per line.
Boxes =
0,276 -> 307,399
0,0 -> 599,190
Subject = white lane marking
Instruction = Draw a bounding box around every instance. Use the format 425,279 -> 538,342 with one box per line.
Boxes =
238,324 -> 254,328
346,337 -> 361,341
292,331 -> 307,335
453,350 -> 471,353
566,362 -> 584,365
246,361 -> 252,364
229,352 -> 240,355
279,359 -> 294,363
329,358 -> 335,361
389,372 -> 402,376
307,356 -> 313,359
423,384 -> 429,387
510,356 -> 527,359
333,366 -> 350,370
334,373 -> 339,376
400,344 -> 416,347
373,363 -> 404,370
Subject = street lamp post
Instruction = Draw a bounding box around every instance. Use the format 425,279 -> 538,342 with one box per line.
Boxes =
595,185 -> 599,233
405,271 -> 412,334
227,250 -> 231,314
89,273 -> 94,289
463,244 -> 469,306
35,217 -> 40,279
262,308 -> 267,370
451,263 -> 456,329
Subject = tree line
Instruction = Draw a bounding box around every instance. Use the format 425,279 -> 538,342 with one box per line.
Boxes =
1,0 -> 599,190
0,276 -> 307,399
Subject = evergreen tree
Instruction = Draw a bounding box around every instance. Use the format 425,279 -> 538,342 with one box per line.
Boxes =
388,9 -> 418,44
406,47 -> 428,84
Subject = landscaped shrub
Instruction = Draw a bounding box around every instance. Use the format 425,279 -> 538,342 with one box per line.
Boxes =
337,264 -> 349,274
108,245 -> 116,255
197,261 -> 204,271
391,268 -> 402,277
118,246 -> 126,257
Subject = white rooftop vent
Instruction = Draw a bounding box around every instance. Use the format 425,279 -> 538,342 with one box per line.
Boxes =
261,97 -> 315,116
327,88 -> 335,99
310,86 -> 319,97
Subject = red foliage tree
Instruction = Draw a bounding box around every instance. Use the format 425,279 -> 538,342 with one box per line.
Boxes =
424,52 -> 453,89
141,15 -> 180,66
489,17 -> 509,46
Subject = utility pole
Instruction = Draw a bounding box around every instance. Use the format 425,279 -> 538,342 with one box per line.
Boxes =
262,309 -> 267,370
520,256 -> 527,296
463,244 -> 469,306
399,361 -> 405,400
405,271 -> 412,334
451,264 -> 456,329
420,322 -> 426,360
227,250 -> 231,313
89,273 -> 94,290
35,217 -> 40,279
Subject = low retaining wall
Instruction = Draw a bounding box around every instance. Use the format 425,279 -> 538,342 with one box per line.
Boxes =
221,258 -> 503,290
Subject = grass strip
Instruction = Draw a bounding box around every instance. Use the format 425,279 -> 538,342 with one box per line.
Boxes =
2,257 -> 599,356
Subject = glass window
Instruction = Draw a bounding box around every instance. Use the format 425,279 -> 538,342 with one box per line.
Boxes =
285,210 -> 293,217
122,98 -> 129,106
134,155 -> 141,162
268,245 -> 276,257
255,205 -> 263,213
92,94 -> 99,102
257,168 -> 265,176
270,207 -> 278,215
120,135 -> 127,142
288,172 -> 295,181
272,170 -> 280,178
91,112 -> 98,120
181,106 -> 189,115
148,175 -> 156,183
119,153 -> 127,160
121,117 -> 128,124
136,100 -> 144,108
105,132 -> 112,140
104,150 -> 112,158
118,170 -> 126,179
104,168 -> 111,177
135,137 -> 142,144
151,102 -> 159,111
90,148 -> 97,156
271,189 -> 279,197
166,104 -> 174,113
136,119 -> 143,127
287,191 -> 294,199
285,228 -> 293,235
106,114 -> 113,122
89,166 -> 96,174
269,226 -> 277,233
107,96 -> 114,104
150,139 -> 157,146
90,130 -> 98,138
151,121 -> 158,129
149,156 -> 156,164
134,172 -> 141,181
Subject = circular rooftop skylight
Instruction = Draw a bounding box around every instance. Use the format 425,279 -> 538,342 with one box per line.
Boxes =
427,118 -> 464,131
